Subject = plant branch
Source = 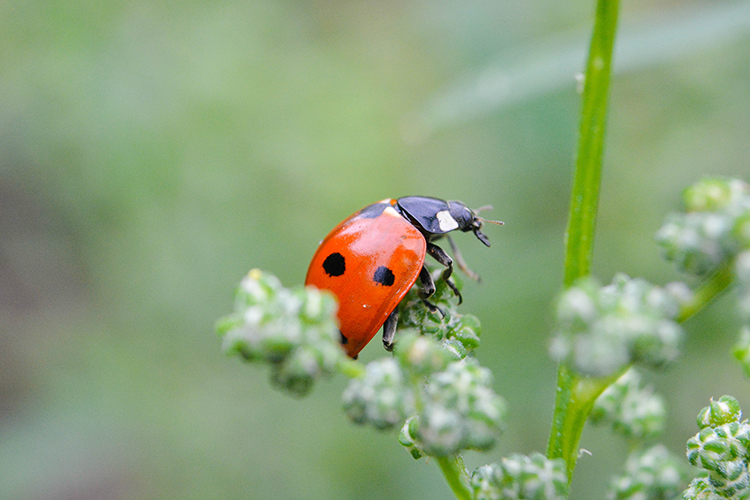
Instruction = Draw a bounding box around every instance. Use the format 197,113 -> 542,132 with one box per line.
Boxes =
436,455 -> 472,500
677,262 -> 735,323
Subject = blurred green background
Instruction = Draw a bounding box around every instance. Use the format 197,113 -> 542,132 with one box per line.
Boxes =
1,1 -> 749,499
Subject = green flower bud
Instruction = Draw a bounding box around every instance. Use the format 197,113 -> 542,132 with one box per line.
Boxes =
706,459 -> 749,498
394,332 -> 455,377
342,358 -> 414,430
398,417 -> 423,460
411,359 -> 506,456
216,269 -> 345,396
683,178 -> 747,213
684,396 -> 750,500
656,213 -> 730,275
687,424 -> 748,474
470,464 -> 502,500
687,397 -> 750,500
697,396 -> 743,429
683,476 -> 723,500
551,274 -> 686,377
591,369 -> 666,440
397,269 -> 481,354
657,178 -> 750,276
271,343 -> 342,396
606,445 -> 685,500
469,454 -> 568,500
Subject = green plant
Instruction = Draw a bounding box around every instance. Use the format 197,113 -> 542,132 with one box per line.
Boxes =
215,0 -> 750,498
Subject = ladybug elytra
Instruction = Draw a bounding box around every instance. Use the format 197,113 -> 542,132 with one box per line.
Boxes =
305,196 -> 501,358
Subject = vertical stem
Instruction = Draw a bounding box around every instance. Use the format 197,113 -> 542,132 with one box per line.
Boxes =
563,0 -> 620,287
549,0 -> 621,483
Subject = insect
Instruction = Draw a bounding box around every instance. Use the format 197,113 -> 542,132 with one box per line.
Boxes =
305,196 -> 502,358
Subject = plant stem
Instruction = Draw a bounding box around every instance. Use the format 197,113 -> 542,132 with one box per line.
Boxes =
546,365 -> 626,479
677,262 -> 735,323
550,0 -> 620,483
563,0 -> 620,287
436,455 -> 472,500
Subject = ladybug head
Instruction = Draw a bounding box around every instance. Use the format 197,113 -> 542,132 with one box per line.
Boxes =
447,201 -> 503,247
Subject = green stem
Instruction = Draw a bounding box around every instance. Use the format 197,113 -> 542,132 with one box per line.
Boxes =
546,365 -> 626,479
436,455 -> 472,500
563,0 -> 620,287
549,0 -> 620,484
677,262 -> 735,323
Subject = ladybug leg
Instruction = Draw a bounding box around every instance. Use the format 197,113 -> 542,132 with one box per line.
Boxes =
418,265 -> 445,318
426,242 -> 463,305
382,308 -> 398,351
447,235 -> 481,282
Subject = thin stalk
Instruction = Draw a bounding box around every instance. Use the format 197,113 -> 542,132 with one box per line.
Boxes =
677,262 -> 735,323
563,0 -> 620,287
436,455 -> 472,500
549,0 -> 621,483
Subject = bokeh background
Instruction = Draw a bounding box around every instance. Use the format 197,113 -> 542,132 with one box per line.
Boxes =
1,1 -> 749,499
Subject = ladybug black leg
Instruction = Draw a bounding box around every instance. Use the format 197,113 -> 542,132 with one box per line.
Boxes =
447,235 -> 481,282
426,242 -> 463,305
418,265 -> 445,318
382,308 -> 398,351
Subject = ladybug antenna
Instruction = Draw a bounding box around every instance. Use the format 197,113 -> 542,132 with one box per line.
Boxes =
472,205 -> 504,226
479,217 -> 504,226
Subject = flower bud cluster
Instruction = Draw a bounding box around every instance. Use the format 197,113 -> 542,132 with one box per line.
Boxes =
398,271 -> 482,354
408,358 -> 506,456
656,178 -> 750,275
343,333 -> 506,457
606,444 -> 685,500
469,453 -> 568,500
216,269 -> 346,396
684,396 -> 750,499
550,274 -> 691,377
590,368 -> 666,440
342,357 -> 413,429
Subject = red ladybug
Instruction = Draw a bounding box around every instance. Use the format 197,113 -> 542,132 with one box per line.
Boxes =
305,196 -> 501,358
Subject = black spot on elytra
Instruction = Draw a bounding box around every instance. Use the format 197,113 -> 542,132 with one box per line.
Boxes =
339,331 -> 348,344
373,266 -> 395,286
323,252 -> 346,277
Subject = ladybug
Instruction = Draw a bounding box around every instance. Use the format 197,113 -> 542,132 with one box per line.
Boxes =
305,196 -> 501,358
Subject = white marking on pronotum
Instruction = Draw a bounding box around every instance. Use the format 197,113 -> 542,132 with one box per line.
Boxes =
383,206 -> 401,218
436,210 -> 459,231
